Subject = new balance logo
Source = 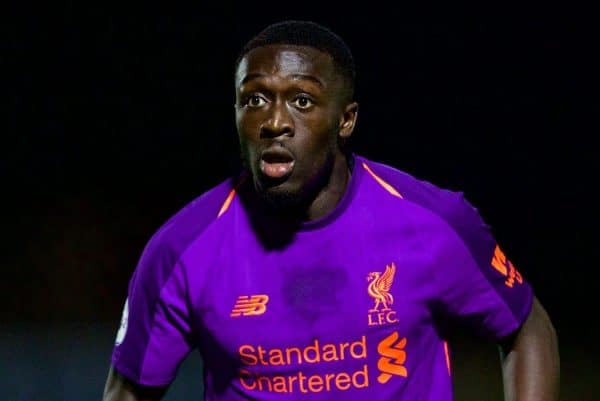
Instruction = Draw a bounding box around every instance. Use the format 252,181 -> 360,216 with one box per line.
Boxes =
231,295 -> 269,317
377,331 -> 408,383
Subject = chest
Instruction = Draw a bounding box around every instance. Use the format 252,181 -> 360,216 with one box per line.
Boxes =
187,223 -> 439,363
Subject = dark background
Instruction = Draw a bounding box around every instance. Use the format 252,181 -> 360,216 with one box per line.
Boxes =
3,3 -> 598,400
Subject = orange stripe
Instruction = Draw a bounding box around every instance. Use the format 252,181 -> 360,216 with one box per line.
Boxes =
362,162 -> 403,198
443,341 -> 451,376
217,177 -> 247,218
217,188 -> 237,217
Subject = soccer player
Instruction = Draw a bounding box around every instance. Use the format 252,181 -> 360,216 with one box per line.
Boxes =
103,20 -> 559,401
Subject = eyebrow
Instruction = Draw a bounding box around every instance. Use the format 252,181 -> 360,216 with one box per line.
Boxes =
289,74 -> 324,87
239,73 -> 324,88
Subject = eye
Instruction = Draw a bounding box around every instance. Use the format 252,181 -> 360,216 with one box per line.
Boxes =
292,95 -> 314,110
246,94 -> 267,108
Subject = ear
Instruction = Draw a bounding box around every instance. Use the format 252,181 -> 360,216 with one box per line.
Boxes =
339,102 -> 358,139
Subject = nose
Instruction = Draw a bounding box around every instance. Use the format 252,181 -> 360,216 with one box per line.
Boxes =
260,101 -> 294,139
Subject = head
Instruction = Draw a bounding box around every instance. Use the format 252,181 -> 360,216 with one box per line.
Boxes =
234,21 -> 358,212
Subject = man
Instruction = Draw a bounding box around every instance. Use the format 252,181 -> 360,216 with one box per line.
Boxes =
103,20 -> 559,401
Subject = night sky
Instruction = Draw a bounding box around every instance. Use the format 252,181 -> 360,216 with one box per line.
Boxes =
3,3 -> 598,399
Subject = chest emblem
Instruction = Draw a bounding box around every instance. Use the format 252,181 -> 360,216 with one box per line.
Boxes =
367,263 -> 399,326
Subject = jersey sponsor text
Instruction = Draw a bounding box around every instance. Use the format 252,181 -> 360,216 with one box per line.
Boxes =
237,334 -> 408,394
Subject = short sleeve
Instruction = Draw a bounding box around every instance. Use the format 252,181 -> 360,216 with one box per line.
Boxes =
111,231 -> 194,386
433,192 -> 533,341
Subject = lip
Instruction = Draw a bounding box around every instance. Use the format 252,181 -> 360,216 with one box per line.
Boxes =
259,147 -> 296,180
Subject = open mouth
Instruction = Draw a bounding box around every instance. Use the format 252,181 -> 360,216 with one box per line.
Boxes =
260,148 -> 295,180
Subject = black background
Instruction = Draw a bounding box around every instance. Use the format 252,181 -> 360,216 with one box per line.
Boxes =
4,3 -> 598,400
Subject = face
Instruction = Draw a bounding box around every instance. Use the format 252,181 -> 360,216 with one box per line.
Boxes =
235,45 -> 357,208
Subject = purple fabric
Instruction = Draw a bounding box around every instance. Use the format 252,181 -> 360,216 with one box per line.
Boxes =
111,155 -> 533,400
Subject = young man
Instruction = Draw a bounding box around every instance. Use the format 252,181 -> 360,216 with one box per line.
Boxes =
103,20 -> 559,401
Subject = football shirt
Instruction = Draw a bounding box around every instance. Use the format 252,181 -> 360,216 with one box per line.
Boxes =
111,154 -> 532,400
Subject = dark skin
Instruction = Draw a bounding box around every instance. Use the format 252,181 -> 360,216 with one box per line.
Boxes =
235,44 -> 358,221
500,298 -> 560,400
102,44 -> 559,401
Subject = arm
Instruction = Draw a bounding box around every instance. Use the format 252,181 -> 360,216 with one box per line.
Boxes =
102,366 -> 168,401
499,296 -> 560,401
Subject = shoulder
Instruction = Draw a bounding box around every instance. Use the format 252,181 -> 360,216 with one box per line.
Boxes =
357,155 -> 492,259
358,155 -> 480,220
134,177 -> 239,277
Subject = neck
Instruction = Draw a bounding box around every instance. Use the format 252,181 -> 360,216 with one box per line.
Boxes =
304,152 -> 351,221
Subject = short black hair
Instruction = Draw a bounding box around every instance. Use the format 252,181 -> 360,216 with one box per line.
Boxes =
236,20 -> 355,100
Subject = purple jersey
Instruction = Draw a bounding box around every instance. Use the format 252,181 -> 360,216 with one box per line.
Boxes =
111,154 -> 533,400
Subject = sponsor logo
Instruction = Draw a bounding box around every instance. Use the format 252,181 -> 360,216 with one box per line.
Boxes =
367,263 -> 399,326
376,331 -> 408,383
238,337 -> 368,394
231,294 -> 269,317
491,245 -> 523,288
236,333 -> 409,394
115,298 -> 128,346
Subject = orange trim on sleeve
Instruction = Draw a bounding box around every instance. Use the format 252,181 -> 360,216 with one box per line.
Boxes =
443,341 -> 451,376
217,188 -> 237,217
362,162 -> 404,198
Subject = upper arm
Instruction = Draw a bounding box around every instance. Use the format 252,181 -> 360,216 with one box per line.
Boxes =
103,366 -> 168,401
498,296 -> 560,401
499,296 -> 558,356
110,233 -> 195,387
433,192 -> 534,340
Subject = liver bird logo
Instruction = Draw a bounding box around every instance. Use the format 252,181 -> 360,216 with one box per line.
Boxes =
367,263 -> 396,312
